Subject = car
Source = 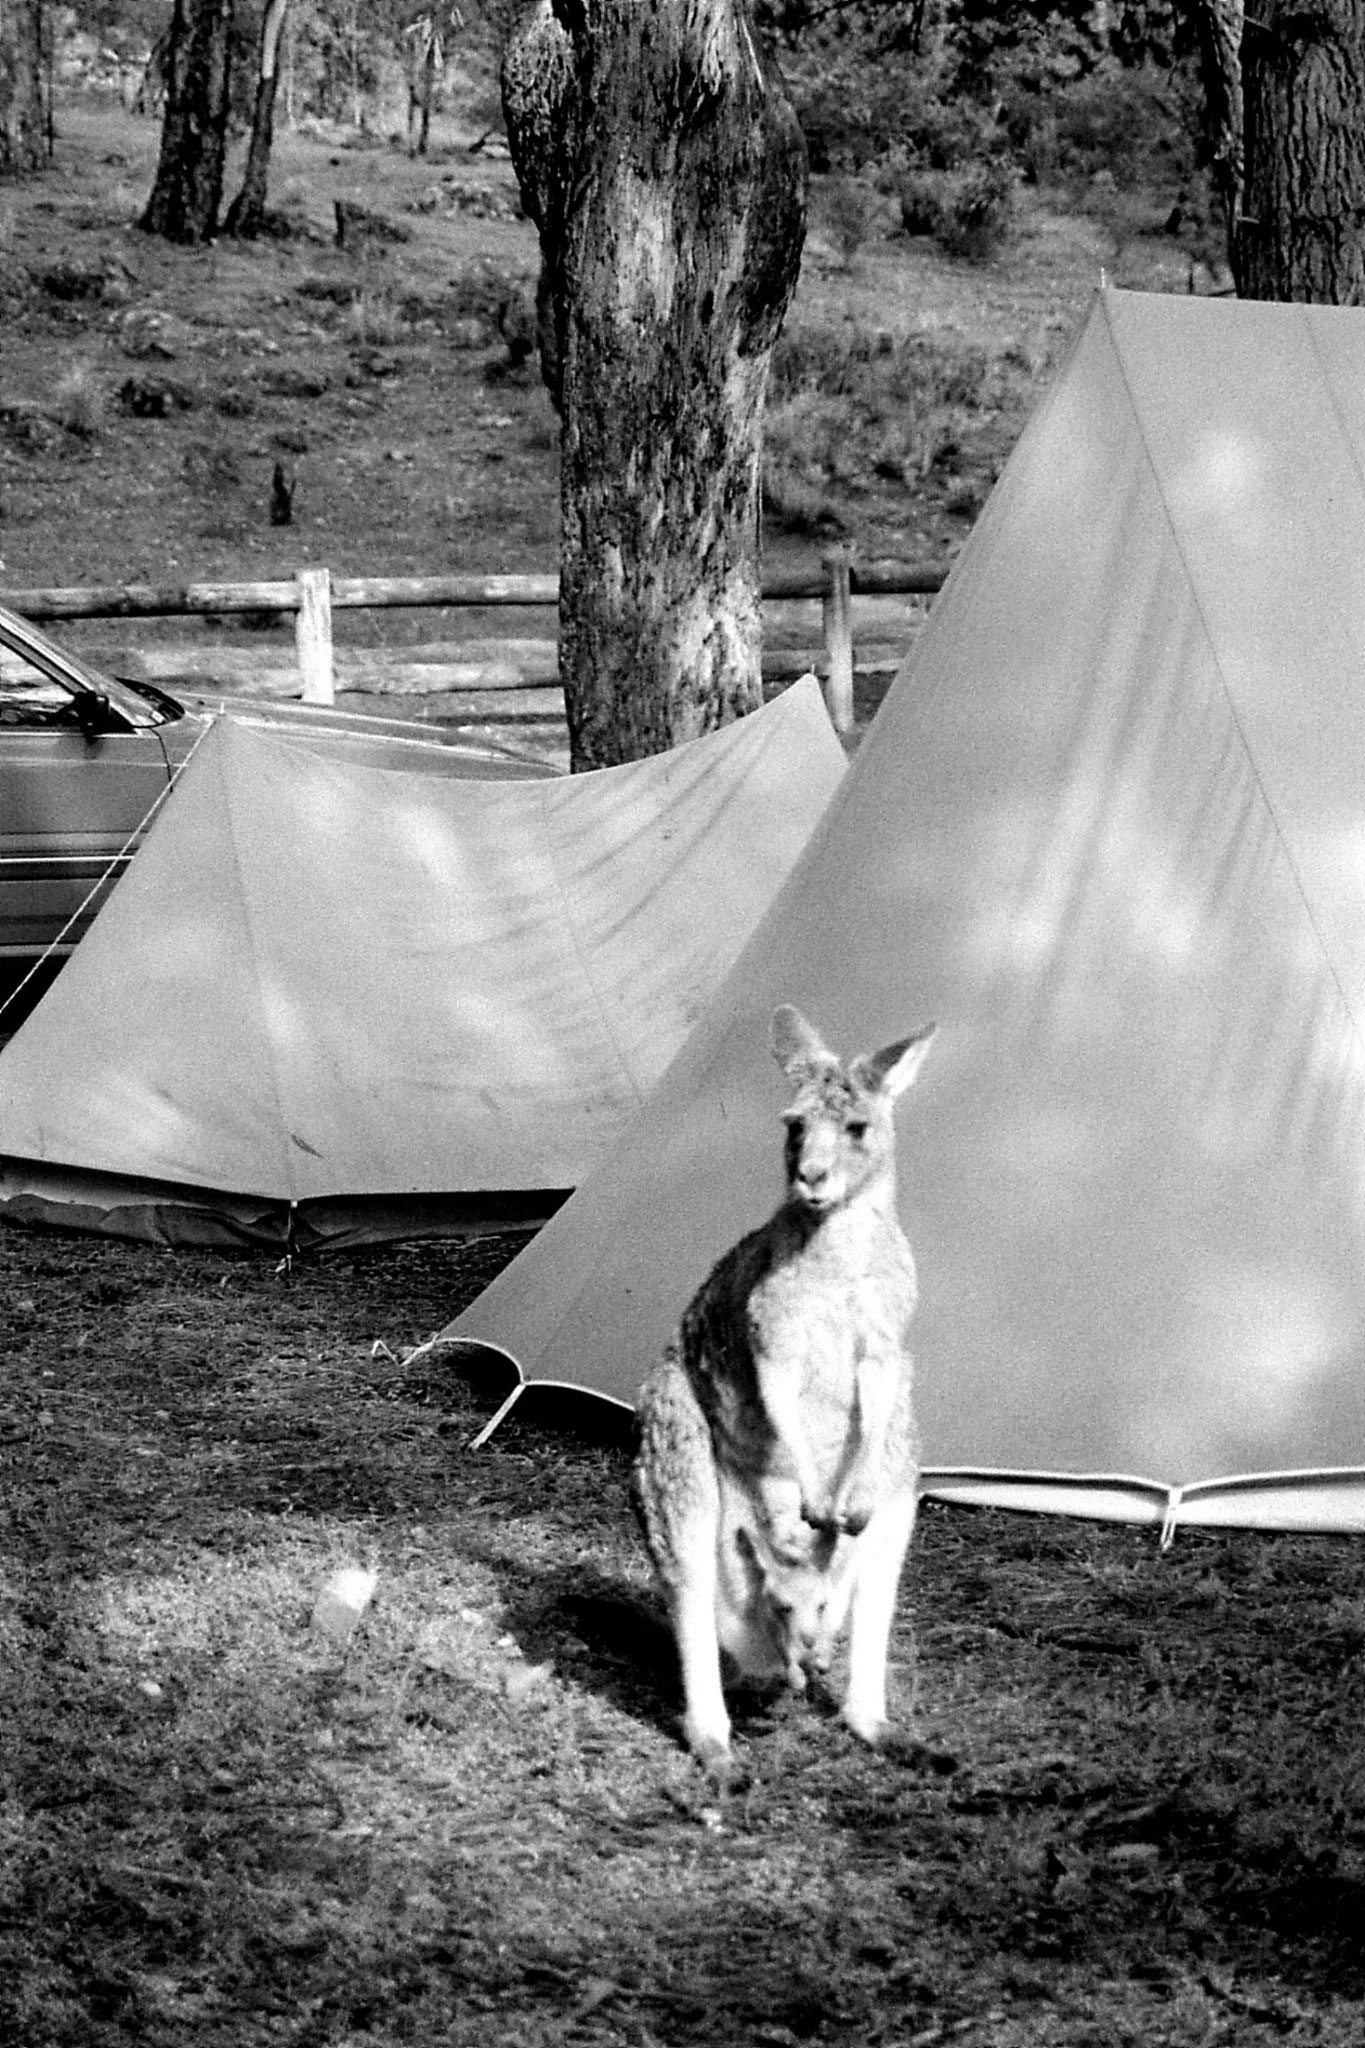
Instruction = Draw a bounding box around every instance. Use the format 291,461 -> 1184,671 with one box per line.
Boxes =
0,600 -> 557,977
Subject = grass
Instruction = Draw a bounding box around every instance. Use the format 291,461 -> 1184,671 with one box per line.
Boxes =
3,1224 -> 1365,2048
762,321 -> 1039,536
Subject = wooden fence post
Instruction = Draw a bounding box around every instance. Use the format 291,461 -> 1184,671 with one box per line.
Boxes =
821,546 -> 854,733
295,566 -> 334,704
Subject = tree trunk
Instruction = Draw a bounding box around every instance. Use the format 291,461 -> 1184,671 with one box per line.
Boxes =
416,32 -> 438,155
224,0 -> 290,237
1186,0 -> 1244,273
1237,0 -> 1365,300
138,0 -> 234,243
502,0 -> 807,770
0,0 -> 44,176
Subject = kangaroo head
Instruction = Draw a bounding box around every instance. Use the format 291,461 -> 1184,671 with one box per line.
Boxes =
771,1004 -> 935,1216
734,1522 -> 840,1687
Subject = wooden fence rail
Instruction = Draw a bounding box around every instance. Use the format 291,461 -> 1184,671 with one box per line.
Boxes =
1,553 -> 949,734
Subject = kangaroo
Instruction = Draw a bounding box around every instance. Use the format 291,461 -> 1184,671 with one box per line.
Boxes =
631,1004 -> 936,1783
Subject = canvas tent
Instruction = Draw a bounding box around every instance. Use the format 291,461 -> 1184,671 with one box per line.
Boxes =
0,676 -> 845,1248
441,287 -> 1365,1534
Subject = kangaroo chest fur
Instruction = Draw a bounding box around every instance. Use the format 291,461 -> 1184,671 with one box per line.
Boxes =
680,1193 -> 918,1493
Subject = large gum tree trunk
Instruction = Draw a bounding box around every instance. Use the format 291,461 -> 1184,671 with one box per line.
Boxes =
0,0 -> 44,175
503,0 -> 807,769
225,0 -> 290,236
138,0 -> 234,243
1237,0 -> 1365,299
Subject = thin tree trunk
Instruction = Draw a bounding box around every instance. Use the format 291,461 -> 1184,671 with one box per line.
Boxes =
417,33 -> 437,155
0,0 -> 44,176
224,0 -> 290,237
138,0 -> 235,243
1186,0 -> 1244,274
503,0 -> 807,769
348,1 -> 364,129
1238,0 -> 1365,300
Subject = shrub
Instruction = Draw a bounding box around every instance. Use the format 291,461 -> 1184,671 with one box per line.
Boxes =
784,48 -> 996,175
761,453 -> 845,539
933,160 -> 1016,263
895,152 -> 1018,261
53,362 -> 104,438
340,289 -> 407,347
821,177 -> 878,266
295,272 -> 358,307
769,324 -> 995,419
1052,63 -> 1190,188
898,168 -> 945,238
762,318 -> 1015,519
1001,60 -> 1200,197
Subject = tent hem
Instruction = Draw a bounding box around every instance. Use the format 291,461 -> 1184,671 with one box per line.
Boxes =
921,1465 -> 1365,1536
0,1163 -> 569,1251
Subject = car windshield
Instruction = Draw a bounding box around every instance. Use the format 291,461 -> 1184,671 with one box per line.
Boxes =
0,649 -> 82,728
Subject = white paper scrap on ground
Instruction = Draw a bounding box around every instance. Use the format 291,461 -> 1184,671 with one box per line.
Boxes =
310,1567 -> 379,1643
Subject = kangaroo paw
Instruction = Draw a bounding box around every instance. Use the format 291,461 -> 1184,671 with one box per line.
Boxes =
825,1477 -> 879,1535
686,1725 -> 741,1790
768,1510 -> 818,1565
840,1700 -> 890,1748
799,1497 -> 842,1536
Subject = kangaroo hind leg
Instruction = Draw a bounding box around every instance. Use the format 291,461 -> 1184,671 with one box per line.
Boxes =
632,1354 -> 732,1781
842,1486 -> 917,1747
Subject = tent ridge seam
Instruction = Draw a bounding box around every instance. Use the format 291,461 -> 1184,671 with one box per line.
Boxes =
1100,288 -> 1365,1053
1300,304 -> 1365,506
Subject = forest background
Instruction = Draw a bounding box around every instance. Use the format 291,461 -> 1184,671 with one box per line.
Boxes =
1,0 -> 1223,617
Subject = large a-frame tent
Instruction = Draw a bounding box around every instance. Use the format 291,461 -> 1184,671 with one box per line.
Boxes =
442,287 -> 1365,1533
0,677 -> 844,1248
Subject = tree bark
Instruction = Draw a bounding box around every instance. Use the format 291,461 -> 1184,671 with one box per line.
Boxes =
416,33 -> 438,155
1237,0 -> 1365,300
1186,0 -> 1244,273
502,0 -> 807,770
0,0 -> 44,176
406,15 -> 441,157
224,0 -> 290,236
138,0 -> 235,243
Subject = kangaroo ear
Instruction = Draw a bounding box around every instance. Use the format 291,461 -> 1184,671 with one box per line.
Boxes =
853,1023 -> 937,1101
771,1004 -> 836,1081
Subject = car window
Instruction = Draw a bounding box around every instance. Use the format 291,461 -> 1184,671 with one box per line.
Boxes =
0,647 -> 84,729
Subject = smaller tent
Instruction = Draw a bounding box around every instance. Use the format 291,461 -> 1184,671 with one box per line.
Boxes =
0,678 -> 844,1248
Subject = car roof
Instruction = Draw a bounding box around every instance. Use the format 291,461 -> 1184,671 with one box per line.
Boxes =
0,600 -> 562,776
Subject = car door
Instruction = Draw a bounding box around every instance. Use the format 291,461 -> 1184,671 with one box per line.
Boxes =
0,641 -> 175,959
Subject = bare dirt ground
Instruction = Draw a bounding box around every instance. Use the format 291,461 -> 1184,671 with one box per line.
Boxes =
4,93 -> 1363,2048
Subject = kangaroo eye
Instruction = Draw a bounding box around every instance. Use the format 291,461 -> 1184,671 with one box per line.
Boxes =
846,1119 -> 869,1141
